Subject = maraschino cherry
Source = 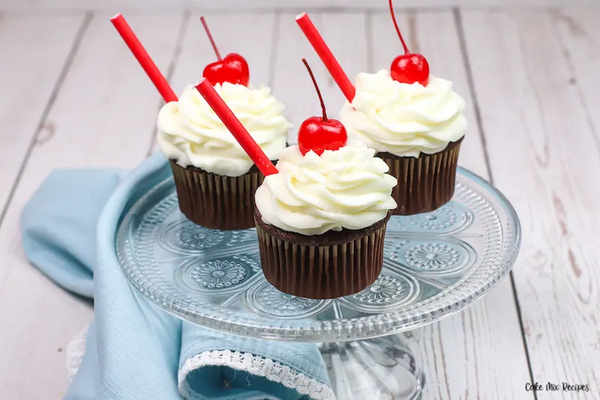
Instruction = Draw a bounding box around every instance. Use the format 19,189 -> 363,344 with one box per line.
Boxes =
298,59 -> 347,156
388,0 -> 429,86
200,16 -> 250,86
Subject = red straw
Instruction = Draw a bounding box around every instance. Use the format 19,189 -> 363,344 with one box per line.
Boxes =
194,79 -> 278,176
111,14 -> 178,103
296,12 -> 355,102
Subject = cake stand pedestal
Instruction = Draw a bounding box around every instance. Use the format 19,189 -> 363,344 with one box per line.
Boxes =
319,334 -> 424,400
116,167 -> 521,400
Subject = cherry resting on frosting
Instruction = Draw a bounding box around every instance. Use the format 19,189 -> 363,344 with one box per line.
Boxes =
388,0 -> 429,86
298,58 -> 347,156
200,16 -> 250,86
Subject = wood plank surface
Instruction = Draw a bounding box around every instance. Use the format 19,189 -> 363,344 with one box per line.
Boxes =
0,13 -> 186,399
463,9 -> 600,399
552,9 -> 600,150
0,0 -> 597,12
0,13 -> 86,215
370,10 -> 533,399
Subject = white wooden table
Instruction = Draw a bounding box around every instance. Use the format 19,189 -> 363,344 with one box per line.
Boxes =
0,0 -> 599,399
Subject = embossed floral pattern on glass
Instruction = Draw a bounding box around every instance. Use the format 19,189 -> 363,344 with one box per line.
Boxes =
117,168 -> 520,341
406,243 -> 459,270
191,260 -> 247,289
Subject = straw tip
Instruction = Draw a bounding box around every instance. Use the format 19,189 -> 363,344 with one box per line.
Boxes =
110,13 -> 123,21
295,12 -> 307,21
194,78 -> 209,91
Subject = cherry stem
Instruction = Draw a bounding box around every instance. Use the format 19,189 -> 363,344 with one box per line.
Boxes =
388,0 -> 409,54
200,16 -> 222,61
302,58 -> 328,121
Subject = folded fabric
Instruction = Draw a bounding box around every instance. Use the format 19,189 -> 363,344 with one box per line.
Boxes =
21,153 -> 334,400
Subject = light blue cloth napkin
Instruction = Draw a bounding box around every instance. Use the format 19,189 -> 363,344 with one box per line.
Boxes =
21,153 -> 333,400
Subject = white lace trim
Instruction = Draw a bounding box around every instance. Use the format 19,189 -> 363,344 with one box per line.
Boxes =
178,350 -> 336,400
66,324 -> 90,381
67,328 -> 335,400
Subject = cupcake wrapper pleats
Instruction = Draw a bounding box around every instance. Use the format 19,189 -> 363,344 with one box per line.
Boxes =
378,138 -> 463,216
170,161 -> 263,230
255,212 -> 390,299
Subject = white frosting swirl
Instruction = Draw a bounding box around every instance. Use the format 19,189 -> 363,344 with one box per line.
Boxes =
255,144 -> 397,236
340,70 -> 467,158
157,83 -> 292,177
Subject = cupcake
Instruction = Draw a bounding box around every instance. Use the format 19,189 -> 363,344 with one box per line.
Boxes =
249,58 -> 396,299
254,143 -> 397,299
340,70 -> 467,215
157,83 -> 291,230
339,1 -> 466,215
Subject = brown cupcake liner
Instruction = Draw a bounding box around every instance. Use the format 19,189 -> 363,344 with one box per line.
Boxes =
254,208 -> 391,299
170,160 -> 264,230
378,138 -> 463,216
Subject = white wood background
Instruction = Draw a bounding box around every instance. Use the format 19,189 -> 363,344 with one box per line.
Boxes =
0,0 -> 599,399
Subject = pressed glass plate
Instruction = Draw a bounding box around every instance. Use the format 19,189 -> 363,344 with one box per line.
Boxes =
116,167 -> 520,342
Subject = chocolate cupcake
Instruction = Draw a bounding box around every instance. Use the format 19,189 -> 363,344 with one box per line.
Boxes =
340,70 -> 467,215
253,144 -> 397,299
157,82 -> 291,229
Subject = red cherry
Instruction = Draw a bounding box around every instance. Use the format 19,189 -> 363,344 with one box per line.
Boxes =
203,53 -> 250,86
298,117 -> 347,156
391,53 -> 429,86
388,0 -> 430,86
297,59 -> 347,156
200,17 -> 250,86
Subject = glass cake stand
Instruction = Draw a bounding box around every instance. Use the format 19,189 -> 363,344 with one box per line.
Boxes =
116,167 -> 521,400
